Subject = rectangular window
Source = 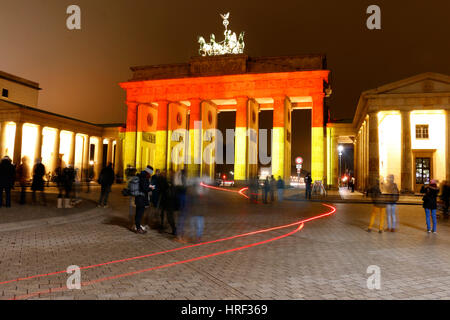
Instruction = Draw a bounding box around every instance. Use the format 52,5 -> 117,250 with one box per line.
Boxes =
1,88 -> 8,98
415,124 -> 429,139
415,157 -> 431,184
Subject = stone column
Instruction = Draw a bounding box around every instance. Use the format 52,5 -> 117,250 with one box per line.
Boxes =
447,109 -> 450,182
272,96 -> 288,180
123,102 -> 138,170
114,138 -> 124,177
0,121 -> 7,157
368,113 -> 379,187
106,139 -> 113,164
69,132 -> 76,167
155,100 -> 169,172
13,121 -> 24,165
95,137 -> 104,178
234,96 -> 249,182
52,129 -> 61,171
401,110 -> 413,193
311,94 -> 325,182
187,98 -> 202,177
35,125 -> 43,161
82,135 -> 90,179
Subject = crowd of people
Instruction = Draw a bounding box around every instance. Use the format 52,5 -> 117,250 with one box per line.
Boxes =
366,175 -> 450,234
0,154 -> 117,209
124,165 -> 207,243
248,175 -> 285,204
0,155 -> 48,207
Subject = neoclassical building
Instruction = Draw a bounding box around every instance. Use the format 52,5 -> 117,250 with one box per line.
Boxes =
0,70 -> 124,179
352,73 -> 450,192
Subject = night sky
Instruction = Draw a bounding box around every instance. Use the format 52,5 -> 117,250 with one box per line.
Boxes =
1,0 -> 449,170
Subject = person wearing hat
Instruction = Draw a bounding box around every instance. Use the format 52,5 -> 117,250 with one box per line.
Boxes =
134,165 -> 154,234
421,179 -> 440,233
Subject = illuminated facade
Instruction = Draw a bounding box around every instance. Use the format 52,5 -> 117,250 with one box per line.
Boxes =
0,71 -> 124,180
352,73 -> 450,192
120,54 -> 331,183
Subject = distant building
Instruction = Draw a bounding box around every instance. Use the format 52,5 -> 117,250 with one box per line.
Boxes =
0,70 -> 124,179
352,73 -> 450,192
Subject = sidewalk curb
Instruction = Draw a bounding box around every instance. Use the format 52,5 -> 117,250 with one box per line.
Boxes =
0,207 -> 107,233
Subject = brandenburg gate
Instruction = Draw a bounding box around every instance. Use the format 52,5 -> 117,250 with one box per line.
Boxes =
119,14 -> 330,184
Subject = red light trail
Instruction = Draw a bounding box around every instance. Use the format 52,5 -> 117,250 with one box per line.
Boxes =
3,184 -> 336,300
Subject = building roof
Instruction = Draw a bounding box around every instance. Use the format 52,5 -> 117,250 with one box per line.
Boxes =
0,70 -> 41,90
352,72 -> 450,129
129,54 -> 327,81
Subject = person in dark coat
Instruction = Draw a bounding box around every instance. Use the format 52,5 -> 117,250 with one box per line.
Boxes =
98,162 -> 115,208
16,156 -> 30,205
134,166 -> 153,234
277,176 -> 285,201
440,180 -> 450,219
367,179 -> 386,233
0,156 -> 15,208
159,170 -> 177,235
421,180 -> 440,233
305,174 -> 312,200
31,158 -> 47,205
269,175 -> 277,202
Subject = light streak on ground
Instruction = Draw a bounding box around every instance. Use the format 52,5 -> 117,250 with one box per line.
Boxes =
3,183 -> 336,300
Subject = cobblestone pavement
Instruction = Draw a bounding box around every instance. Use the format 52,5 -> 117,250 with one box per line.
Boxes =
1,184 -> 450,300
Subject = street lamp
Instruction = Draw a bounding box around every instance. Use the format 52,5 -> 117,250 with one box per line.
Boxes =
338,145 -> 344,187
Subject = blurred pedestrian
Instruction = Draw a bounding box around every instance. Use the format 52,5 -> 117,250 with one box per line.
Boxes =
440,180 -> 449,219
61,165 -> 75,208
97,162 -> 115,208
175,169 -> 188,242
130,165 -> 153,234
421,179 -> 439,233
31,158 -> 47,205
189,182 -> 205,243
270,175 -> 276,202
0,156 -> 15,208
263,177 -> 270,204
16,156 -> 30,205
159,170 -> 177,235
351,177 -> 356,193
305,174 -> 312,200
384,174 -> 399,232
367,179 -> 386,233
277,176 -> 285,201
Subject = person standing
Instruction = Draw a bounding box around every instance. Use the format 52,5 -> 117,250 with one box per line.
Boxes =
305,174 -> 312,200
440,180 -> 449,219
62,165 -> 75,208
270,175 -> 277,202
277,176 -> 285,201
367,179 -> 386,233
384,174 -> 399,232
97,162 -> 115,208
16,156 -> 30,205
189,181 -> 205,243
131,165 -> 153,234
0,156 -> 15,208
31,158 -> 47,205
263,177 -> 270,204
159,170 -> 177,235
421,180 -> 439,233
